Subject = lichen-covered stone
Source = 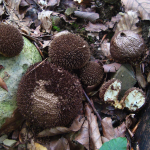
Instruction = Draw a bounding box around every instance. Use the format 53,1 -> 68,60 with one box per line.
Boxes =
0,37 -> 42,128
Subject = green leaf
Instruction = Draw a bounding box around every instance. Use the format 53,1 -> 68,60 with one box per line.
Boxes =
100,137 -> 127,150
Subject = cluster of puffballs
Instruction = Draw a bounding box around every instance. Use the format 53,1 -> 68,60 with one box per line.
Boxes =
0,24 -> 146,129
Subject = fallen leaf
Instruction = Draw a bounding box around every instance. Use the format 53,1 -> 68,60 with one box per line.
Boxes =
38,10 -> 53,33
101,117 -> 126,142
85,22 -> 108,32
47,0 -> 60,7
49,137 -> 70,150
122,0 -> 150,20
103,63 -> 121,73
0,77 -> 8,91
38,115 -> 85,137
115,11 -> 142,35
135,64 -> 147,88
34,143 -> 47,150
75,120 -> 89,150
85,104 -> 102,150
0,109 -> 24,135
74,11 -> 99,22
100,137 -> 127,150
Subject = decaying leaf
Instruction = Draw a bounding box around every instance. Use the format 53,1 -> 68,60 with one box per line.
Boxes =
103,63 -> 121,73
0,77 -> 8,91
122,0 -> 150,20
0,109 -> 24,135
34,143 -> 47,150
101,117 -> 126,143
115,11 -> 142,35
85,104 -> 102,149
49,137 -> 70,150
38,115 -> 85,137
135,65 -> 147,88
85,22 -> 108,32
38,10 -> 53,33
74,11 -> 99,22
75,120 -> 89,150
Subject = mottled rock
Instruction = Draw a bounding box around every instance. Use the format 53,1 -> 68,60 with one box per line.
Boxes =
111,64 -> 137,99
0,37 -> 42,128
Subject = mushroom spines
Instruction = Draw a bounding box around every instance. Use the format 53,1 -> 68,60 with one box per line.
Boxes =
48,32 -> 90,70
17,61 -> 83,128
110,30 -> 146,63
0,24 -> 24,57
79,61 -> 104,86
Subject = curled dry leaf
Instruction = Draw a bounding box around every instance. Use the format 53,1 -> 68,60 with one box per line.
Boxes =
75,120 -> 89,150
38,115 -> 85,137
115,11 -> 142,35
38,10 -> 53,33
85,104 -> 102,149
74,11 -> 99,22
103,63 -> 121,73
101,117 -> 126,142
122,0 -> 150,20
49,137 -> 70,150
0,77 -> 8,91
85,22 -> 108,32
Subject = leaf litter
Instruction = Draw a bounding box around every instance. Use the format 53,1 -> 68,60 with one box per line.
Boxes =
0,0 -> 150,149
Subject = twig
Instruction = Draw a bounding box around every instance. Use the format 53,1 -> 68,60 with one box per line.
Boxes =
34,42 -> 44,59
83,90 -> 102,122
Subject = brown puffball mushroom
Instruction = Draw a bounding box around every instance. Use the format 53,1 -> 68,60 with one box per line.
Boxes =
48,31 -> 90,70
17,61 -> 83,129
79,61 -> 104,86
99,78 -> 123,109
0,24 -> 24,57
120,87 -> 146,112
110,30 -> 146,63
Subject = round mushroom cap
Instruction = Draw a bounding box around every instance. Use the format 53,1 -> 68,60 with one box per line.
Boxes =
0,24 -> 24,57
17,61 -> 83,129
110,30 -> 146,63
48,32 -> 90,70
79,61 -> 104,86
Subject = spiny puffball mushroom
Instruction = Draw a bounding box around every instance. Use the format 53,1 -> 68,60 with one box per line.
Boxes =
79,61 -> 104,86
99,78 -> 122,109
48,31 -> 90,70
0,24 -> 24,57
17,61 -> 83,129
120,87 -> 145,112
99,78 -> 146,111
110,30 -> 146,63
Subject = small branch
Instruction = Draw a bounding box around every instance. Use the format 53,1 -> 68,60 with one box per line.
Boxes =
83,90 -> 102,122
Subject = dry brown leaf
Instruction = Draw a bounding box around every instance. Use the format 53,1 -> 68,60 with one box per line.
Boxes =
0,109 -> 24,135
115,11 -> 142,35
0,77 -> 8,91
38,115 -> 85,137
74,11 -> 99,22
38,10 -> 53,33
135,65 -> 147,88
75,120 -> 89,150
49,137 -> 70,150
85,22 -> 108,32
122,0 -> 150,20
101,117 -> 126,143
85,104 -> 102,150
103,63 -> 121,73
